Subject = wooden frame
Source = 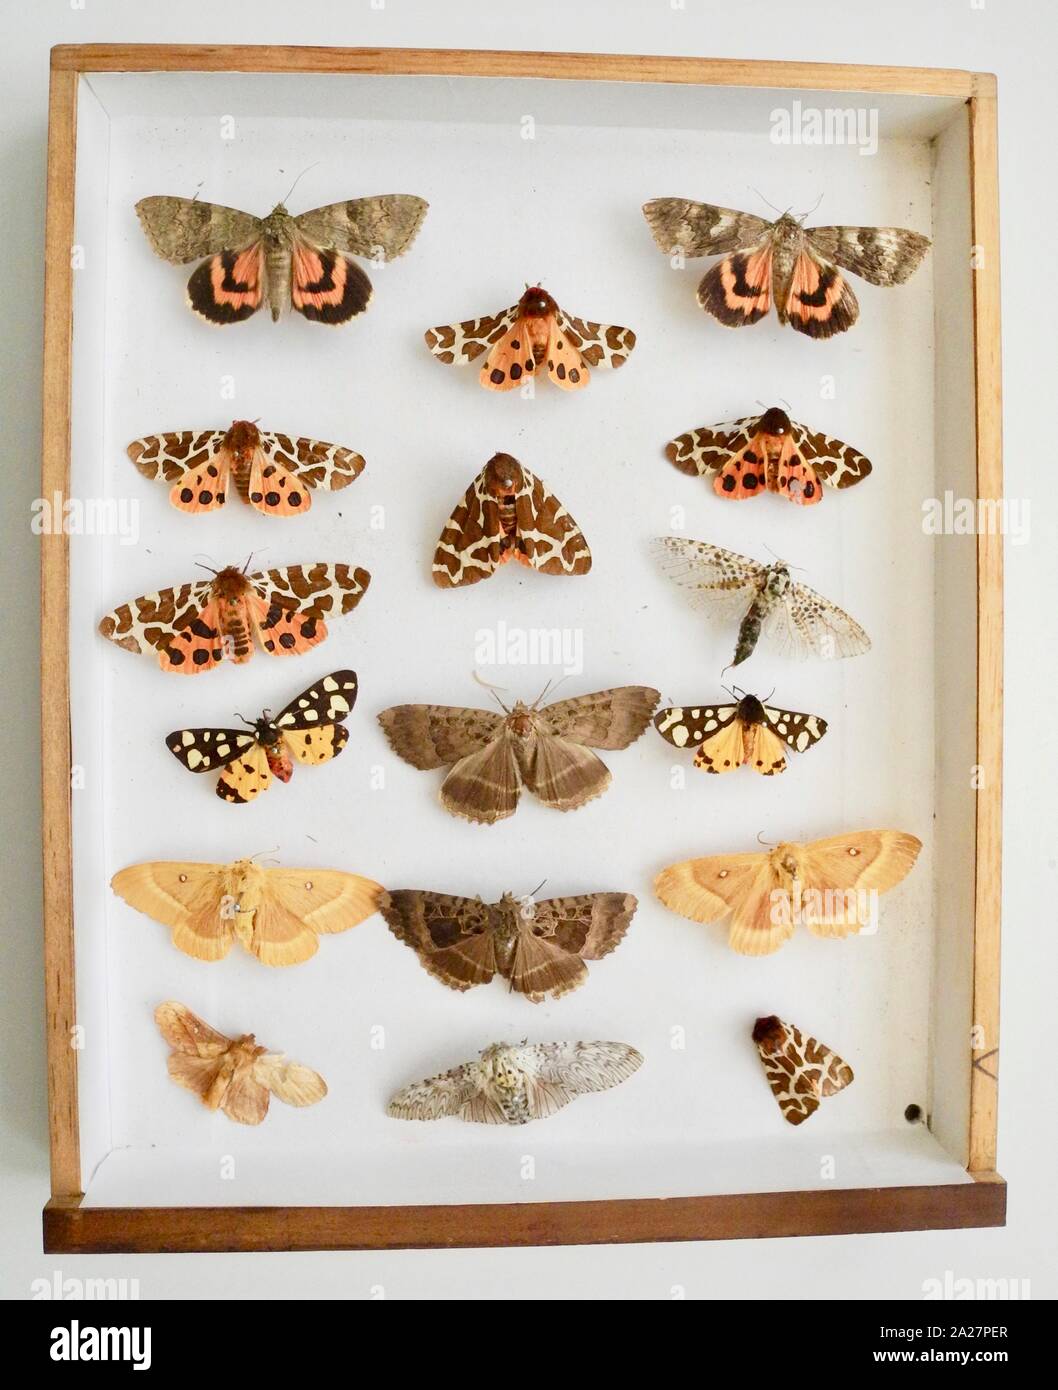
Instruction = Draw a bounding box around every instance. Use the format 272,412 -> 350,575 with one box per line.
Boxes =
41,45 -> 1004,1254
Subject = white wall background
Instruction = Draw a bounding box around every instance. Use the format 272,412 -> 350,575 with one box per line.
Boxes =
1,0 -> 1054,1300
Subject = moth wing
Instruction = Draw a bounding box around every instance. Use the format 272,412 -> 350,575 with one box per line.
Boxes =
127,430 -> 228,485
246,868 -> 382,966
741,722 -> 788,776
755,1020 -> 820,1125
154,1001 -> 233,1057
246,445 -> 312,516
219,1066 -> 272,1125
256,430 -> 365,493
165,727 -> 254,777
539,685 -> 659,748
480,313 -> 538,391
166,444 -> 233,513
511,466 -> 592,575
134,197 -> 262,263
514,1040 -> 644,1095
275,669 -> 358,731
795,831 -> 922,937
654,853 -> 790,955
166,1053 -> 228,1108
543,312 -> 589,391
653,704 -> 740,755
112,862 -> 235,962
651,537 -> 765,619
425,302 -> 520,366
432,468 -> 508,587
387,1061 -> 480,1121
783,243 -> 859,339
186,243 -> 266,325
518,735 -> 610,813
760,704 -> 829,753
98,577 -> 218,659
531,892 -> 637,961
694,717 -> 750,774
774,579 -> 872,660
289,230 -> 372,324
293,195 -> 428,260
642,199 -> 770,257
698,244 -> 773,327
249,563 -> 371,657
253,1054 -> 328,1108
555,306 -> 636,371
283,725 -> 349,766
379,889 -> 498,991
377,704 -> 505,770
772,434 -> 824,507
712,427 -> 774,500
216,743 -> 273,805
795,423 -> 872,490
441,731 -> 522,824
666,417 -> 757,478
807,225 -> 931,287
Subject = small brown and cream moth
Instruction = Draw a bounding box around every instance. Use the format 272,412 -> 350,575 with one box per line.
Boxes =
752,1015 -> 854,1125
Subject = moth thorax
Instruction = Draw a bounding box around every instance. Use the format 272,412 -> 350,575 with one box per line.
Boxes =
771,846 -> 801,882
226,419 -> 261,466
758,406 -> 792,438
483,453 -> 525,497
233,1034 -> 263,1060
765,566 -> 791,596
262,204 -> 294,241
752,1015 -> 786,1052
737,694 -> 767,725
214,566 -> 251,600
519,286 -> 557,317
507,705 -> 535,738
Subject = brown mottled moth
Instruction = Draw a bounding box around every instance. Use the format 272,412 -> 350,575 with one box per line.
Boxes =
653,692 -> 827,775
642,199 -> 930,337
128,420 -> 365,516
388,1040 -> 643,1124
135,192 -> 428,324
378,685 -> 659,824
166,670 -> 357,802
380,889 -> 636,1001
752,1016 -> 854,1125
114,860 -> 381,966
652,536 -> 869,667
667,406 -> 871,505
425,285 -> 636,391
155,1002 -> 326,1124
98,560 -> 370,674
433,453 -> 591,587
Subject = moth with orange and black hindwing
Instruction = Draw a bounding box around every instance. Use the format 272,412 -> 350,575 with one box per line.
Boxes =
433,453 -> 592,587
642,199 -> 929,338
166,670 -> 358,803
97,561 -> 370,674
424,285 -> 636,391
653,692 -> 827,775
128,420 -> 365,516
667,406 -> 871,505
135,193 -> 428,325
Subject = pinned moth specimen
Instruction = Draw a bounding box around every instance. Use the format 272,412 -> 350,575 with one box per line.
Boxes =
114,859 -> 381,966
667,406 -> 871,505
378,685 -> 659,824
654,829 -> 922,955
98,560 -> 370,674
135,192 -> 428,325
652,536 -> 869,666
653,691 -> 827,775
155,1002 -> 326,1123
128,419 -> 365,516
388,1040 -> 643,1125
753,1015 -> 854,1125
166,669 -> 358,803
425,284 -> 636,391
642,199 -> 930,337
380,889 -> 636,1001
433,453 -> 591,587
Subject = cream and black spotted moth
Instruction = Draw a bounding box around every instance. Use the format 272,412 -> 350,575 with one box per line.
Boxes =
387,1041 -> 643,1124
652,536 -> 870,667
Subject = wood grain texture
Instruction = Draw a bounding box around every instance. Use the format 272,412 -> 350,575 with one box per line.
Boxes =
968,74 -> 1003,1175
41,64 -> 81,1200
49,44 -> 977,97
43,1180 -> 1005,1253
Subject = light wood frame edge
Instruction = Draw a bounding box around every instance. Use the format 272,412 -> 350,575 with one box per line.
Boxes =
40,45 -> 1005,1236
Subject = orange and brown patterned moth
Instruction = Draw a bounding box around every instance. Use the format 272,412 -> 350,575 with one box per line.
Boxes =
380,889 -> 636,1001
114,861 -> 381,966
379,685 -> 659,824
425,285 -> 636,391
653,692 -> 827,775
155,1002 -> 327,1123
654,830 -> 922,955
433,453 -> 592,587
135,192 -> 428,325
128,420 -> 365,516
642,200 -> 930,337
165,670 -> 357,802
98,561 -> 370,674
752,1015 -> 854,1125
388,1040 -> 643,1125
667,406 -> 871,504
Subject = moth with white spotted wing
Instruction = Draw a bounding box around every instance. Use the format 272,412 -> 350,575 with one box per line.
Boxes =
653,692 -> 827,775
128,419 -> 365,516
642,199 -> 929,337
433,453 -> 591,587
424,285 -> 636,391
667,406 -> 871,505
166,669 -> 357,803
753,1015 -> 854,1125
98,561 -> 370,674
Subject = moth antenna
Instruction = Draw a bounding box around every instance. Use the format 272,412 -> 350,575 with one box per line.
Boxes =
534,673 -> 571,708
280,163 -> 320,205
241,552 -> 259,575
798,192 -> 824,222
763,687 -> 775,703
525,878 -> 547,899
233,712 -> 257,727
750,188 -> 786,217
762,543 -> 803,572
194,555 -> 219,575
779,397 -> 793,411
472,669 -> 511,713
756,830 -> 775,848
249,846 -> 280,861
